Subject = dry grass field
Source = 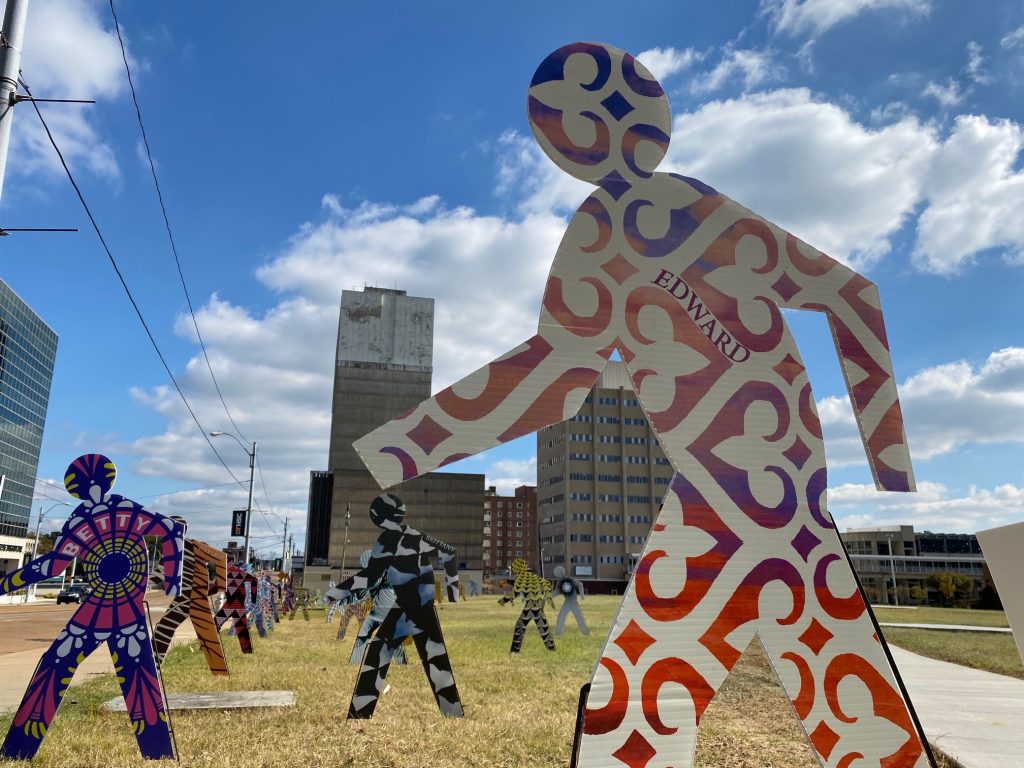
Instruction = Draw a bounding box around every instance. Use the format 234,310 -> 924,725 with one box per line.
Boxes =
0,596 -> 956,767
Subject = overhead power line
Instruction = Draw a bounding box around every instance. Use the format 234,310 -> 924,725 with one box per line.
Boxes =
18,75 -> 246,491
107,0 -> 248,444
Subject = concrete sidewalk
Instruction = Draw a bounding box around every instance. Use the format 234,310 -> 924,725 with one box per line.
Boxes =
892,645 -> 1024,768
881,622 -> 1012,634
0,618 -> 196,714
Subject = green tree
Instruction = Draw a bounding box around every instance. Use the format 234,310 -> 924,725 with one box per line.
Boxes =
908,584 -> 925,604
926,573 -> 957,606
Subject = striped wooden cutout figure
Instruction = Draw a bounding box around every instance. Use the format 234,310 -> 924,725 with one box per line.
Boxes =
152,532 -> 229,676
353,42 -> 929,768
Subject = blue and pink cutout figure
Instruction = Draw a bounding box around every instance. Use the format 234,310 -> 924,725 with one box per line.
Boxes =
0,454 -> 184,760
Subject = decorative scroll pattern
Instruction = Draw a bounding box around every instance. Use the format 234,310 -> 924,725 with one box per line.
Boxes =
353,42 -> 924,768
0,454 -> 183,760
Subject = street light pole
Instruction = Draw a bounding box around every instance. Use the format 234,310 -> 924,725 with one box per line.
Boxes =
26,500 -> 69,601
210,431 -> 257,566
887,533 -> 899,607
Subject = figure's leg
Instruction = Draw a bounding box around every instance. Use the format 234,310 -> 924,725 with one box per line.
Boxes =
254,607 -> 267,638
576,478 -> 757,767
570,601 -> 590,635
410,609 -> 464,717
510,609 -> 530,653
535,610 -> 555,651
555,603 -> 570,636
107,630 -> 174,760
234,614 -> 253,654
350,614 -> 382,663
1,626 -> 103,760
756,530 -> 930,768
151,596 -> 188,667
347,637 -> 398,719
190,600 -> 229,676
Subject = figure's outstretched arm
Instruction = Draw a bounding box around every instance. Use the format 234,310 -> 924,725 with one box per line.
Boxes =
325,533 -> 394,604
354,334 -> 611,488
773,232 -> 914,492
422,533 -> 460,602
0,550 -> 72,596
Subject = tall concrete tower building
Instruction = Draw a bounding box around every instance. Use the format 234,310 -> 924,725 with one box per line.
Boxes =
537,362 -> 674,593
304,287 -> 484,591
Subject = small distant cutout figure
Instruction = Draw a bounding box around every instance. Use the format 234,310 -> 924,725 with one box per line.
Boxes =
325,494 -> 462,719
0,454 -> 184,760
552,565 -> 589,636
289,587 -> 311,621
499,558 -> 555,652
214,559 -> 257,653
152,523 -> 229,675
469,578 -> 480,597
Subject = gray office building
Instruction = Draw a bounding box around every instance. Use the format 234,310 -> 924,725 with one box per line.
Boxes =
0,280 -> 57,575
537,362 -> 674,592
304,287 -> 484,590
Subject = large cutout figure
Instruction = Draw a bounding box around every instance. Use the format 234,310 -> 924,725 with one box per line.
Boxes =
0,454 -> 184,760
354,42 -> 928,767
325,494 -> 462,719
153,528 -> 229,675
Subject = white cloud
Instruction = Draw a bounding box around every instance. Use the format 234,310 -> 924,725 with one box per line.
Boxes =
762,0 -> 932,37
636,46 -> 702,83
921,78 -> 964,107
1001,25 -> 1024,50
964,41 -> 991,85
914,115 -> 1024,273
663,88 -> 937,266
691,48 -> 783,94
486,457 -> 537,496
831,482 -> 1024,534
820,348 -> 1024,467
13,0 -> 128,182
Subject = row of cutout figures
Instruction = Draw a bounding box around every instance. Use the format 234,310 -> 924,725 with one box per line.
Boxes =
0,454 -> 588,760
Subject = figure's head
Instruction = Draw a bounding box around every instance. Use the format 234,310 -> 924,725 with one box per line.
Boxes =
553,565 -> 566,579
64,454 -> 116,502
511,558 -> 528,576
369,493 -> 406,529
528,42 -> 671,186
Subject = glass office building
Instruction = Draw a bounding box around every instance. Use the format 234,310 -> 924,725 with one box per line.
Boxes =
0,279 -> 56,540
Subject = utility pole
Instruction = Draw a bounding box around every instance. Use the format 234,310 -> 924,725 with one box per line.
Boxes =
0,0 -> 27,204
338,502 -> 351,575
281,515 -> 288,569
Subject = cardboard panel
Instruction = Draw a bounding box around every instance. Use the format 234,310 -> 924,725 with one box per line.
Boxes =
354,41 -> 929,767
0,454 -> 184,760
977,522 -> 1024,664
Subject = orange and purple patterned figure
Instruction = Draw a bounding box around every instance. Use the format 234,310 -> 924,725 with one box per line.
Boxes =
0,454 -> 184,760
355,42 -> 929,768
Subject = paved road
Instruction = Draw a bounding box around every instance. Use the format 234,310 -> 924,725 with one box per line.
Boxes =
0,593 -> 190,713
893,645 -> 1024,768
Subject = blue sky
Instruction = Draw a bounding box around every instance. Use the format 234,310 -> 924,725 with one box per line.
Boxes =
4,0 -> 1024,552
